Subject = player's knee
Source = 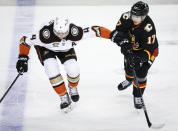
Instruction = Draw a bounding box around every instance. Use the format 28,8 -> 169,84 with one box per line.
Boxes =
44,58 -> 60,78
64,59 -> 80,77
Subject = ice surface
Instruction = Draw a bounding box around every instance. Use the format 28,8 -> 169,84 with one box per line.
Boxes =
0,5 -> 178,131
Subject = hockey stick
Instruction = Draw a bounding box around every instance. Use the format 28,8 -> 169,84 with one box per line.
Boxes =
0,72 -> 22,103
129,53 -> 165,129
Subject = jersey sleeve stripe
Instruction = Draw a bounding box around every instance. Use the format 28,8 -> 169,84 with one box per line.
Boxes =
100,27 -> 111,39
19,44 -> 30,56
144,49 -> 151,61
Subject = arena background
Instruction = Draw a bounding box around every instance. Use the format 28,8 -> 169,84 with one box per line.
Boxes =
0,0 -> 178,5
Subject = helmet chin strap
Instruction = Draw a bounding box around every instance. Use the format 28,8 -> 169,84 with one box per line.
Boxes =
141,15 -> 146,21
53,28 -> 69,39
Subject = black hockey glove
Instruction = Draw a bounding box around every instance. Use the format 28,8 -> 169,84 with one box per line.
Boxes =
110,30 -> 130,47
16,55 -> 29,74
120,42 -> 133,57
131,54 -> 142,70
129,53 -> 147,70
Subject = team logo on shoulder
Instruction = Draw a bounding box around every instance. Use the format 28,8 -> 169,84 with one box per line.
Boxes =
144,23 -> 153,32
71,26 -> 79,36
43,29 -> 50,39
123,12 -> 130,20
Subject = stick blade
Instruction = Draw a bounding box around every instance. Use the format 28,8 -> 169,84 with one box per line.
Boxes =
150,123 -> 165,129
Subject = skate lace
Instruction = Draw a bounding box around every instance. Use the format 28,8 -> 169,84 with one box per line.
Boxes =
61,94 -> 69,104
69,87 -> 78,96
121,80 -> 130,87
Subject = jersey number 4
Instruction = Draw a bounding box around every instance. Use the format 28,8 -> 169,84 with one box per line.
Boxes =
30,34 -> 36,40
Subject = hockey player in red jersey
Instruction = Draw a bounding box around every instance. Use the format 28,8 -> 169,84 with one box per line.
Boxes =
16,17 -> 111,110
109,1 -> 159,109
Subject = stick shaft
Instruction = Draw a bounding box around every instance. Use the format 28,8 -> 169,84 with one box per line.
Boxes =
0,73 -> 21,103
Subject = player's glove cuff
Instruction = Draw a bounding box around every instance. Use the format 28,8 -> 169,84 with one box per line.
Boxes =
18,55 -> 29,61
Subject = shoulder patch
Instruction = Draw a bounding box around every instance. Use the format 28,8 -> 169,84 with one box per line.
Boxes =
71,26 -> 79,36
144,23 -> 153,32
122,12 -> 130,20
42,29 -> 50,39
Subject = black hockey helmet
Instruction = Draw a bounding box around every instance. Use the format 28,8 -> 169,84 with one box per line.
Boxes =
131,1 -> 149,16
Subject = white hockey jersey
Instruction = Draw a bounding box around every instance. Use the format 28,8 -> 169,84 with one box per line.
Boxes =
19,20 -> 111,56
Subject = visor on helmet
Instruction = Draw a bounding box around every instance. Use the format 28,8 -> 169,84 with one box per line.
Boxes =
131,15 -> 146,25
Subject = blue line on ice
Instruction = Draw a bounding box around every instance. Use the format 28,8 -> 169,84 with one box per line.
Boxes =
0,0 -> 35,131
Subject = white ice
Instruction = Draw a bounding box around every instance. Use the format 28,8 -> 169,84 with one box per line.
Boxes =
0,5 -> 178,131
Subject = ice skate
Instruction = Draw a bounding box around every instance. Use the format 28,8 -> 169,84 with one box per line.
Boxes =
68,86 -> 79,102
60,93 -> 71,111
118,80 -> 132,91
133,96 -> 143,109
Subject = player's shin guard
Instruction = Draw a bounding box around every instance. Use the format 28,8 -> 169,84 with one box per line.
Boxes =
50,74 -> 71,109
133,80 -> 146,109
67,74 -> 80,102
50,74 -> 67,96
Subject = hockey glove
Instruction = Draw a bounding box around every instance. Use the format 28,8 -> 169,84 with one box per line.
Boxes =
16,55 -> 29,74
129,53 -> 147,70
131,54 -> 142,70
120,42 -> 133,57
110,30 -> 130,47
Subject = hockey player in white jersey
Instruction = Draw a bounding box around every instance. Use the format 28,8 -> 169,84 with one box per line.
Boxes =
16,17 -> 111,110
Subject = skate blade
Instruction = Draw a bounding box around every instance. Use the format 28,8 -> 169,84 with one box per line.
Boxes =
61,104 -> 73,114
